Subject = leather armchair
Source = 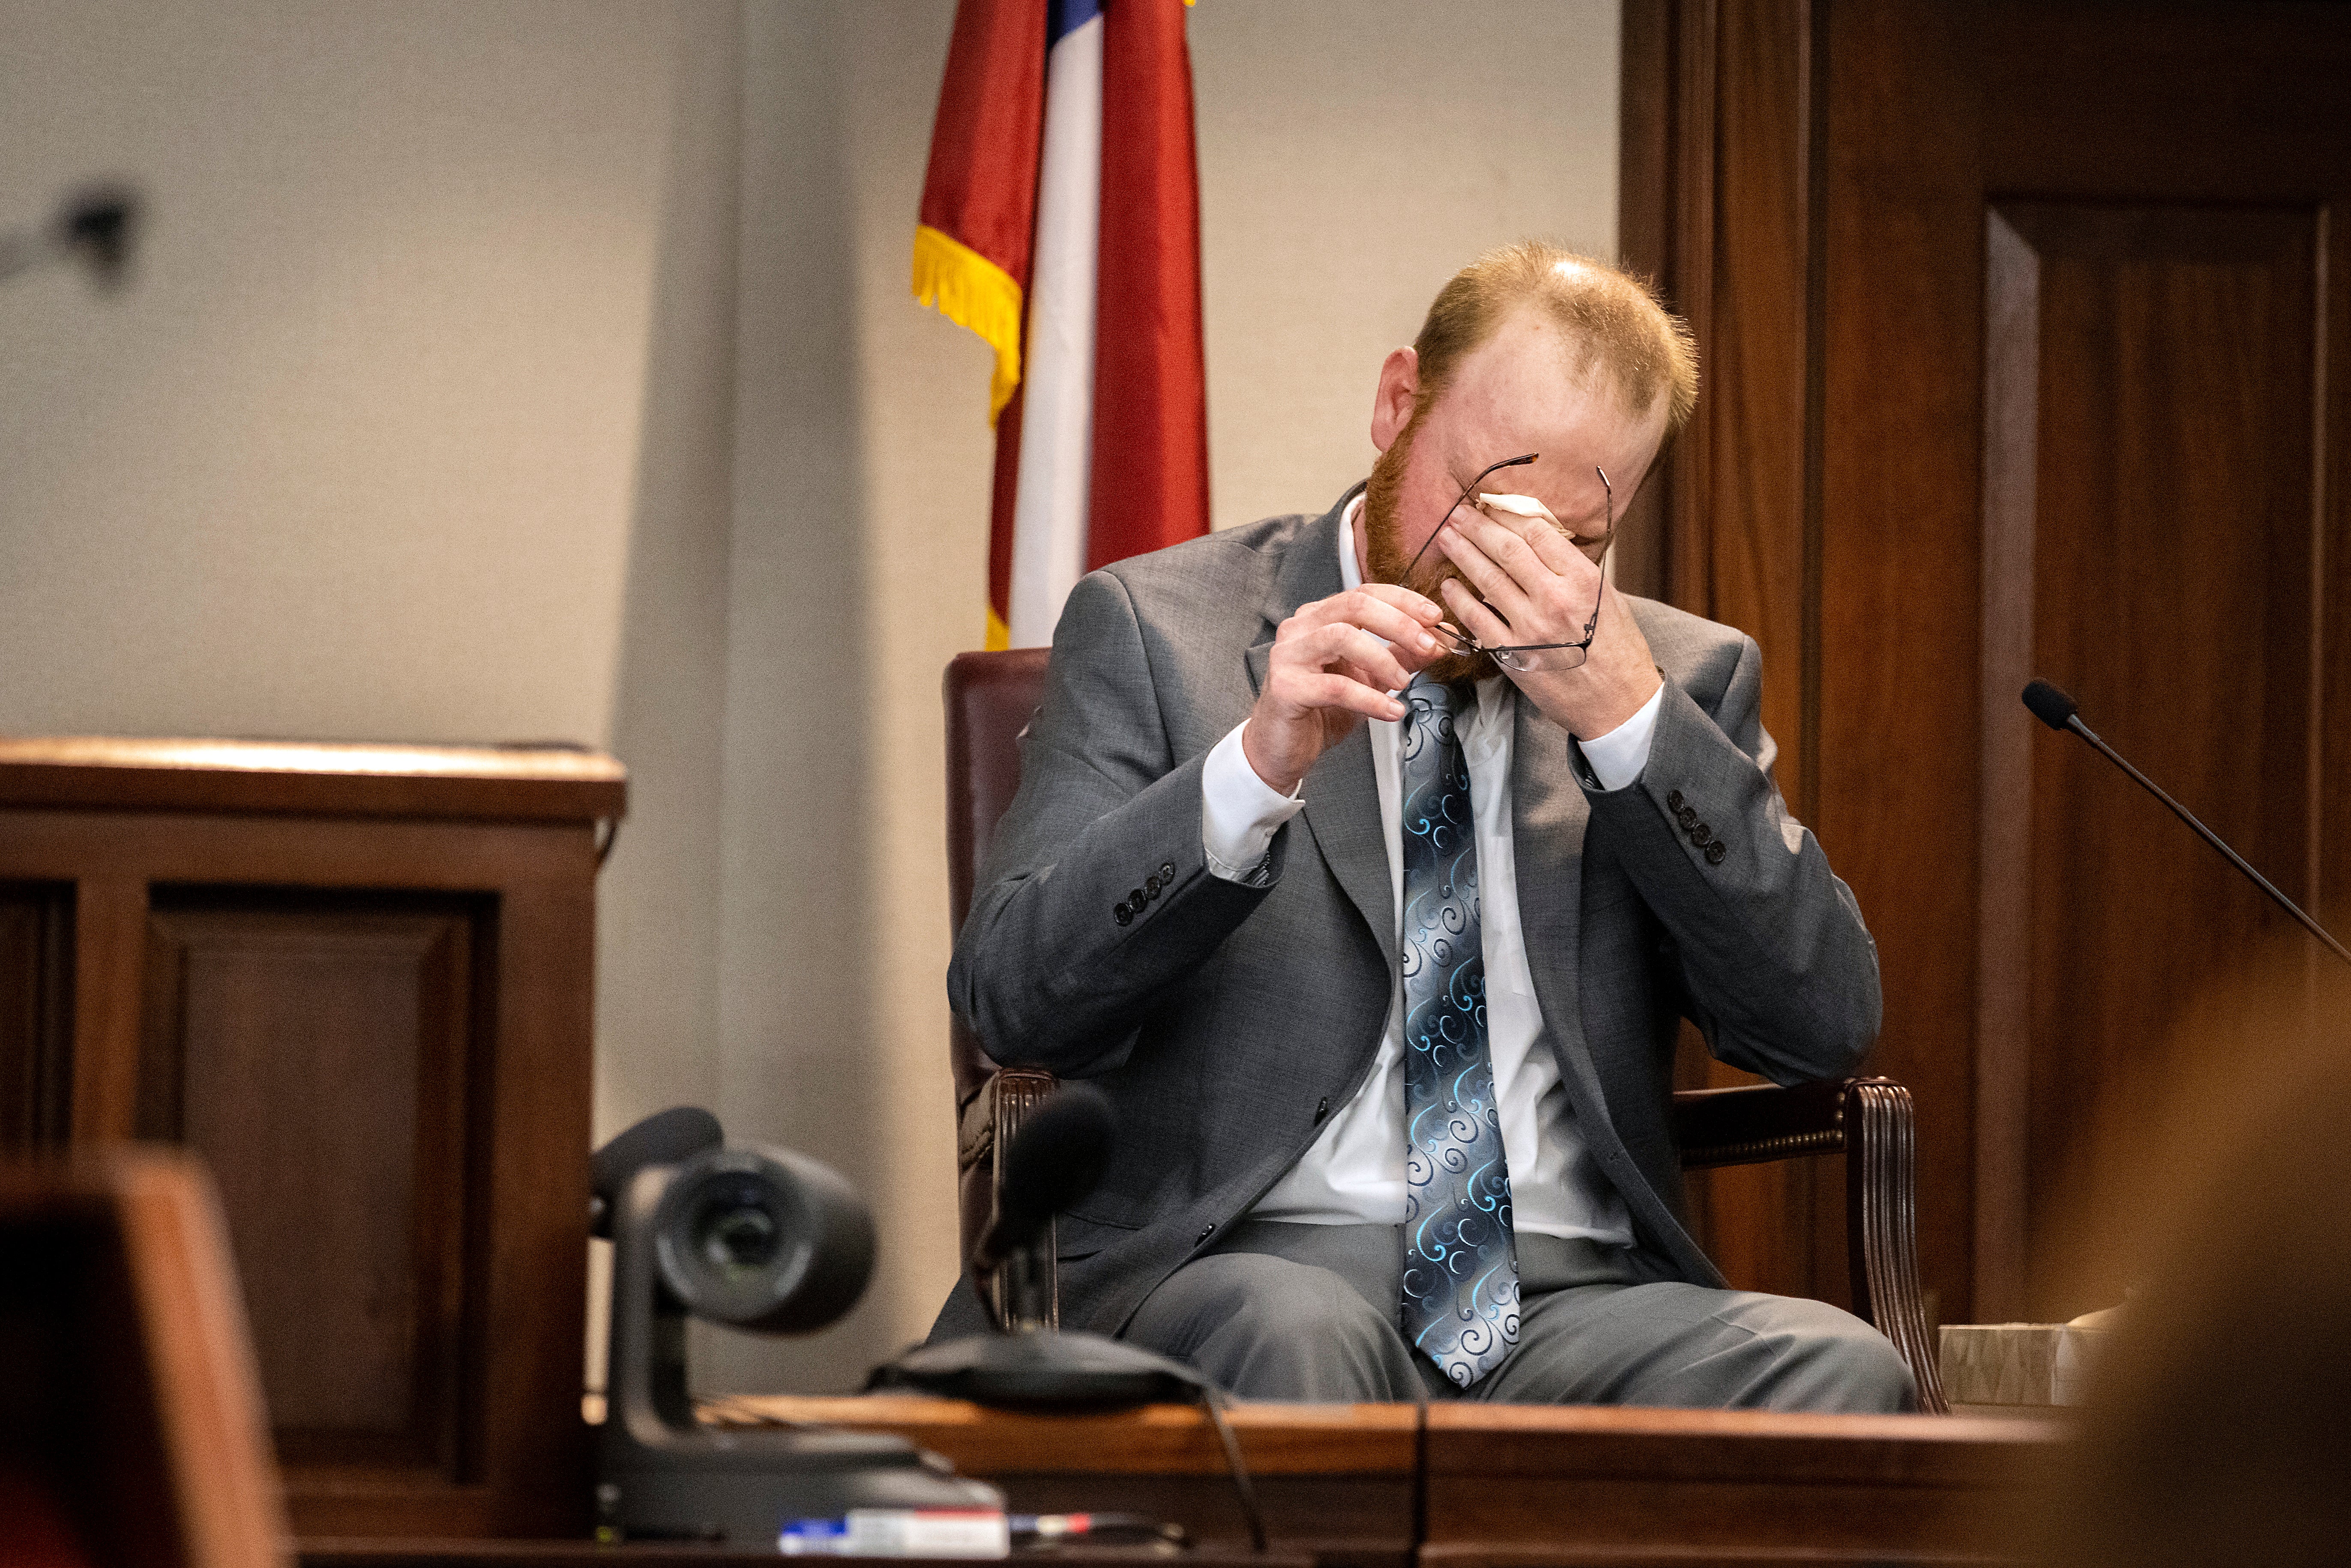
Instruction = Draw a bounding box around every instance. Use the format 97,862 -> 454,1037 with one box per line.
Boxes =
943,648 -> 1947,1412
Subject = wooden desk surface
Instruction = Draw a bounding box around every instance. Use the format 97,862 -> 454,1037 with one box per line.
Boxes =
702,1397 -> 2064,1568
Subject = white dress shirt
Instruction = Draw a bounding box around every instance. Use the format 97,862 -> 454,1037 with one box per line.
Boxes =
1198,494 -> 1660,1241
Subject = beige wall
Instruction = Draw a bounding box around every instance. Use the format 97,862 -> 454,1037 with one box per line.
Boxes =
0,0 -> 680,744
1196,3 -> 1621,530
0,0 -> 1617,1395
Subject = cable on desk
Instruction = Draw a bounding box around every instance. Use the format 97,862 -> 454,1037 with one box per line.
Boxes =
1196,1386 -> 1266,1553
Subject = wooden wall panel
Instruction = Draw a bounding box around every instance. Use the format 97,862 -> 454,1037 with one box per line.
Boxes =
138,895 -> 487,1472
1622,0 -> 1860,1312
1686,0 -> 1834,1306
1630,0 -> 2351,1329
0,883 -> 75,1152
1984,206 -> 2333,1319
1812,0 -> 1987,1336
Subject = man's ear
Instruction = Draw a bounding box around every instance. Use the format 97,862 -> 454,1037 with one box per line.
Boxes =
1370,347 -> 1419,453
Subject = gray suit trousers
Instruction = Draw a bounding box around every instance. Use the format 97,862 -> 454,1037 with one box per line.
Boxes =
1124,1219 -> 1915,1411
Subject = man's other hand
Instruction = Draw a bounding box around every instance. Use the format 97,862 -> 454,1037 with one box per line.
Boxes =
1436,498 -> 1661,740
1243,584 -> 1445,795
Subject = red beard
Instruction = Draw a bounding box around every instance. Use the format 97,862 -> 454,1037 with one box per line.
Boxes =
1363,413 -> 1496,686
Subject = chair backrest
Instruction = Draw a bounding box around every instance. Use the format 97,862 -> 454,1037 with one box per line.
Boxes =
942,647 -> 1051,1107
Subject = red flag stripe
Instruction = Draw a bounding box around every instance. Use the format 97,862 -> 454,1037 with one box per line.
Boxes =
916,0 -> 1049,284
1087,0 -> 1210,570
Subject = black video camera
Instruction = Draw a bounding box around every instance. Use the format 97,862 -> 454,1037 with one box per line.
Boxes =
591,1109 -> 1000,1544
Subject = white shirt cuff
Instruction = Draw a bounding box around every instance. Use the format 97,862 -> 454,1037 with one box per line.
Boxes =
1201,720 -> 1305,881
1578,682 -> 1665,792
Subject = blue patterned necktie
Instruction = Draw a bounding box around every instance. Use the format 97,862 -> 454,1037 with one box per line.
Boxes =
1399,677 -> 1519,1388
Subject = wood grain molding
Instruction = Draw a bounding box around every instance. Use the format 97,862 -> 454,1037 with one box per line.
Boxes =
0,737 -> 624,824
703,1394 -> 1416,1564
72,878 -> 150,1142
1973,207 -> 2040,1324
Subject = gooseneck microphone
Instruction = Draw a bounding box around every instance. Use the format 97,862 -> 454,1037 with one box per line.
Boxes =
873,1080 -> 1266,1546
2022,679 -> 2351,969
970,1083 -> 1114,1279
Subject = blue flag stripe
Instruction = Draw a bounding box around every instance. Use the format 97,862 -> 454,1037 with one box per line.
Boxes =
1048,0 -> 1102,45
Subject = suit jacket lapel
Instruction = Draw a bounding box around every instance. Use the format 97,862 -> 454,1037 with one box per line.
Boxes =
1247,485 -> 1393,969
1512,699 -> 1720,1284
1510,696 -> 1600,1101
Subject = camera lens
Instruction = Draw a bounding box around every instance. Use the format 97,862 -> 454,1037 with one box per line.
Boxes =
694,1190 -> 780,1276
648,1147 -> 875,1332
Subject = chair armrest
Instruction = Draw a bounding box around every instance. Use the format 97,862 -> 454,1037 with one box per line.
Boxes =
1670,1078 -> 1846,1167
955,1066 -> 1060,1174
957,1067 -> 1061,1330
1842,1077 -> 1947,1412
1670,1076 -> 1949,1414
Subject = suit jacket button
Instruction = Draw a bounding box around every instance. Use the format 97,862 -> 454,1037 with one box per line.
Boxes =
1160,861 -> 1177,880
1676,804 -> 1698,829
1129,887 -> 1147,909
1114,903 -> 1133,925
1197,1224 -> 1215,1243
1668,789 -> 1686,811
1705,840 -> 1728,865
1690,823 -> 1712,847
1145,873 -> 1161,895
1314,1096 -> 1331,1123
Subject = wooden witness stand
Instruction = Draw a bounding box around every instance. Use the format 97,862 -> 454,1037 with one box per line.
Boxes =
303,1396 -> 2061,1568
687,1396 -> 2056,1568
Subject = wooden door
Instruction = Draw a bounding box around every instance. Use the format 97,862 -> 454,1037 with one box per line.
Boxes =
1623,0 -> 2351,1324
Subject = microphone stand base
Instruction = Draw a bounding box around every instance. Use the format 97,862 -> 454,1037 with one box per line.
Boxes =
876,1330 -> 1207,1410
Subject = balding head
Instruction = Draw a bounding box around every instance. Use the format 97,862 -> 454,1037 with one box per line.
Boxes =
1410,241 -> 1697,435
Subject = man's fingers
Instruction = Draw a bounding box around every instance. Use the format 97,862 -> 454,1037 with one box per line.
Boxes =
1295,670 -> 1408,724
1277,621 -> 1412,694
1284,586 -> 1444,655
1353,581 -> 1446,625
1441,579 -> 1514,648
1455,509 -> 1560,593
1437,524 -> 1536,629
1480,500 -> 1588,577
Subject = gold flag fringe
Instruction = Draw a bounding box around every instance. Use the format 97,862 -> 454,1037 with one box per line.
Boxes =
912,224 -> 1024,425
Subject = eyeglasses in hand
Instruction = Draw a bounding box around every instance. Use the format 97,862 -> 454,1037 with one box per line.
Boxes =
1399,454 -> 1617,673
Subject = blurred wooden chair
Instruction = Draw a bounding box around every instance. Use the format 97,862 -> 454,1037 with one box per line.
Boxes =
0,1149 -> 288,1568
943,647 -> 1946,1413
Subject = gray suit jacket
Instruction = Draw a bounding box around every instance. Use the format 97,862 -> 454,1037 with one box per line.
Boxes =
936,485 -> 1881,1342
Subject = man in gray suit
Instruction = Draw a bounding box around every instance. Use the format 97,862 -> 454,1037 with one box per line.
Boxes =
942,242 -> 1911,1410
